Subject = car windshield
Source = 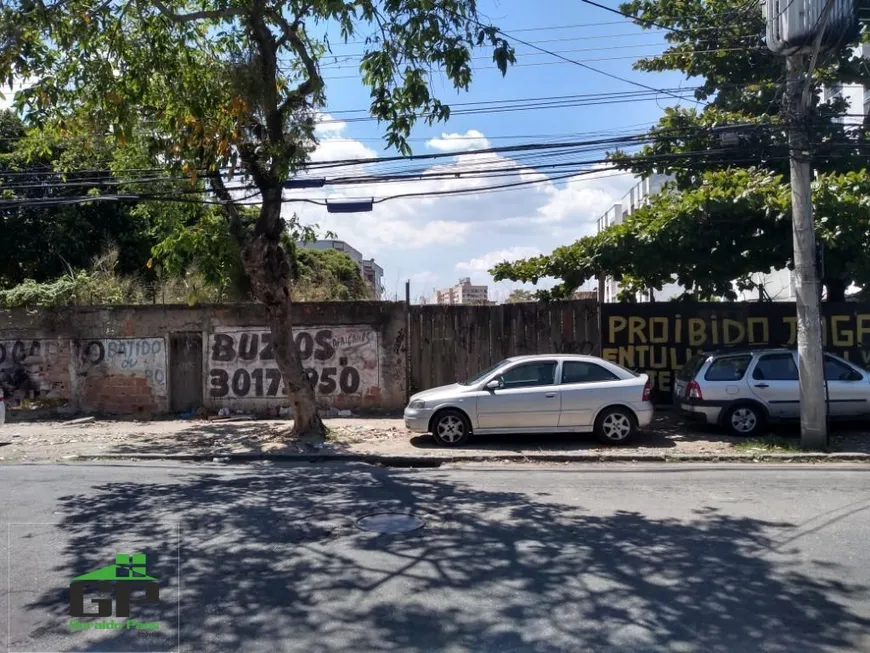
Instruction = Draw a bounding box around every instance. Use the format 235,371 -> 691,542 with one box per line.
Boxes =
459,359 -> 510,385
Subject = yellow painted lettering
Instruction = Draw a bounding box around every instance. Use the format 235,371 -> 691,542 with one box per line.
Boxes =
618,346 -> 635,368
649,347 -> 668,369
857,314 -> 870,345
688,319 -> 706,346
747,317 -> 769,344
722,319 -> 745,345
659,370 -> 672,393
649,317 -> 668,344
782,316 -> 797,345
608,316 -> 628,343
628,317 -> 648,344
830,315 -> 854,347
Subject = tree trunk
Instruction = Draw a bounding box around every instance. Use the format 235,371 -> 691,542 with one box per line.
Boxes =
241,186 -> 325,440
824,278 -> 847,303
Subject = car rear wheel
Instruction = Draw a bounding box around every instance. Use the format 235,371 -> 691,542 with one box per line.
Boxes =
431,409 -> 472,447
723,404 -> 765,437
594,407 -> 637,445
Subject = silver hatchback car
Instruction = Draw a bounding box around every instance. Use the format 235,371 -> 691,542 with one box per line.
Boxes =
403,354 -> 654,447
675,347 -> 870,437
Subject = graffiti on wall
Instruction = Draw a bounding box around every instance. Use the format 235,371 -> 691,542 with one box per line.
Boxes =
76,338 -> 169,413
0,339 -> 67,402
601,304 -> 870,402
78,338 -> 168,392
207,326 -> 379,406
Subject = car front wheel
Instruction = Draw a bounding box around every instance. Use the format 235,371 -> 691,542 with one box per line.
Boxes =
431,409 -> 472,447
723,404 -> 765,437
594,407 -> 637,445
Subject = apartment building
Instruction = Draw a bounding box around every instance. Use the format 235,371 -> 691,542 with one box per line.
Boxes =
595,176 -> 799,303
823,42 -> 869,127
596,174 -> 685,302
300,239 -> 384,298
435,277 -> 489,305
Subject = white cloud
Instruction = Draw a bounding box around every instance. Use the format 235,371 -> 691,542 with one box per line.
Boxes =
456,246 -> 540,274
311,113 -> 378,162
282,123 -> 637,297
535,168 -> 628,224
314,113 -> 347,138
426,129 -> 491,152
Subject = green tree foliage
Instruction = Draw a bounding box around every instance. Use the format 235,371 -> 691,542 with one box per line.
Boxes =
293,248 -> 373,301
0,0 -> 515,436
0,110 -> 157,286
0,248 -> 224,307
505,289 -> 536,303
492,0 -> 870,302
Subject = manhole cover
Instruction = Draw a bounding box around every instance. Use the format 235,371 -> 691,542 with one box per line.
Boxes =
357,513 -> 425,534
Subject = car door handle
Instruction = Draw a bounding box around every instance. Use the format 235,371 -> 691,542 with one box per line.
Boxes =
545,393 -> 557,398
754,383 -> 769,388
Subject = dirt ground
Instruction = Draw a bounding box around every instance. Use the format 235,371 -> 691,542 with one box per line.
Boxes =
2,410 -> 870,463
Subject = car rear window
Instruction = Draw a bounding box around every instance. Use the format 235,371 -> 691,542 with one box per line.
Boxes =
561,361 -> 619,383
609,362 -> 640,377
677,355 -> 707,381
704,355 -> 752,381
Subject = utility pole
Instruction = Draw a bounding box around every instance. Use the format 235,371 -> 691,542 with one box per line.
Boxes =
765,0 -> 856,449
785,54 -> 828,449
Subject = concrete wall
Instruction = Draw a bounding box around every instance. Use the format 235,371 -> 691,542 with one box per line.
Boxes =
0,303 -> 408,416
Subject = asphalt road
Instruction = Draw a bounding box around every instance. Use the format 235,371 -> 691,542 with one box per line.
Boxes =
2,462 -> 870,653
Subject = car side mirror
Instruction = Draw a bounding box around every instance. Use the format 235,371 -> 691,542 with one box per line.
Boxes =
484,378 -> 502,391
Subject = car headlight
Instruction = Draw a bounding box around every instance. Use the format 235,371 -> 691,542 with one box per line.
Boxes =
409,400 -> 426,409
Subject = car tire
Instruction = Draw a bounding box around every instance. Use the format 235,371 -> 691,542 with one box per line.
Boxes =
594,407 -> 638,445
431,409 -> 472,447
723,403 -> 766,437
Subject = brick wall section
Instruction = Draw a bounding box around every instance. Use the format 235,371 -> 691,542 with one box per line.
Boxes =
0,338 -> 73,407
80,376 -> 158,416
0,302 -> 408,415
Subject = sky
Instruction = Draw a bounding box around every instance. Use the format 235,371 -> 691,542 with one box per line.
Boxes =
0,0 -> 694,303
284,0 -> 692,302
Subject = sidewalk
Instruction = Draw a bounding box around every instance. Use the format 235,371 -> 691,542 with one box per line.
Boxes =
2,413 -> 870,464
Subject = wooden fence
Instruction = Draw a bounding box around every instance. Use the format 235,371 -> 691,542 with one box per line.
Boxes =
409,300 -> 600,393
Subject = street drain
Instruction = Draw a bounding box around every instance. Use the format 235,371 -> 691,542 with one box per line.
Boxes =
357,513 -> 425,534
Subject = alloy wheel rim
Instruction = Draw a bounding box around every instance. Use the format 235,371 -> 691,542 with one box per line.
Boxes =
731,408 -> 757,433
437,415 -> 465,443
602,413 -> 631,440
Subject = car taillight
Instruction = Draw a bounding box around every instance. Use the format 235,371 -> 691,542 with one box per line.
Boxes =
642,379 -> 651,402
687,380 -> 703,400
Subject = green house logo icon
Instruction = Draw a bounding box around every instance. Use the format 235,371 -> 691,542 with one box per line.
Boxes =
73,554 -> 157,582
69,553 -> 160,618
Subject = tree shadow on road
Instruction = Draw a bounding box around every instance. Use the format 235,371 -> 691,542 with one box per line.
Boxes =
105,421 -> 354,456
19,463 -> 870,652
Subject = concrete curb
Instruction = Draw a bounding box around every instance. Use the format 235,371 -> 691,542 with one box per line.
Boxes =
62,451 -> 870,466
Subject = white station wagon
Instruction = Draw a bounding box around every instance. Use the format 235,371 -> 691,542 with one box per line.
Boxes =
403,354 -> 654,446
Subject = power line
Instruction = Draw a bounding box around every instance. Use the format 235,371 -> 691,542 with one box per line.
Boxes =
320,47 -> 766,80
0,121 -> 802,192
0,137 -> 806,208
320,40 -> 683,65
334,13 -> 761,44
428,7 -> 706,107
577,0 -> 689,35
319,44 -> 764,72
